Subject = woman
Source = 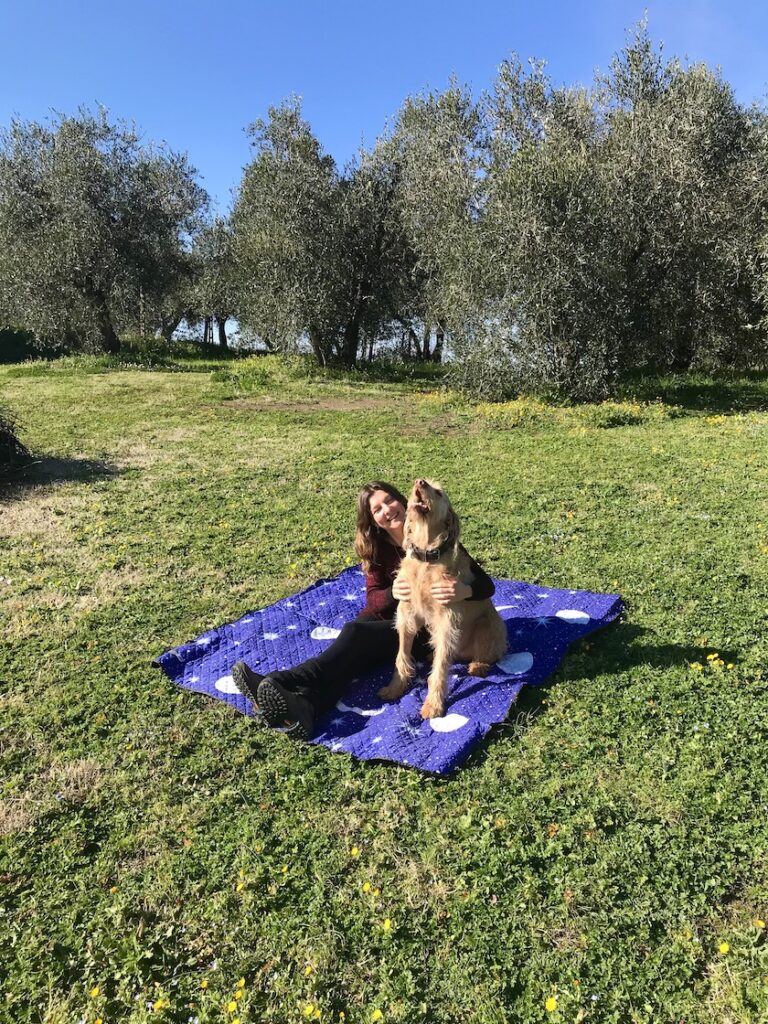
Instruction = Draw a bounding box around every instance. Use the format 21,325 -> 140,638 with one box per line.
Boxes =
231,481 -> 495,739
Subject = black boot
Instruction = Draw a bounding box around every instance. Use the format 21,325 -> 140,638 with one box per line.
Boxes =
256,677 -> 315,741
231,661 -> 264,705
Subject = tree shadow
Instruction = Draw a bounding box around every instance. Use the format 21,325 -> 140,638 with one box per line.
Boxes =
619,371 -> 768,414
0,455 -> 119,500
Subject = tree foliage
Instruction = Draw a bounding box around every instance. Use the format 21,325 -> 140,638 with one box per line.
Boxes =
231,98 -> 415,365
2,25 -> 767,395
0,405 -> 30,471
0,108 -> 208,352
453,24 -> 768,399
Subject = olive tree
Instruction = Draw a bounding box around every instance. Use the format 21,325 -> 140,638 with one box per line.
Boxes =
383,80 -> 484,361
0,108 -> 208,351
231,98 -> 414,365
458,24 -> 768,400
189,216 -> 237,347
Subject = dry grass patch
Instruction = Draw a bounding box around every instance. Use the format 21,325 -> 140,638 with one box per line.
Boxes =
0,758 -> 103,836
0,497 -> 69,539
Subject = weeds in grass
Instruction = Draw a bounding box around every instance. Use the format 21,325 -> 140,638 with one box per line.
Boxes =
1,360 -> 767,1022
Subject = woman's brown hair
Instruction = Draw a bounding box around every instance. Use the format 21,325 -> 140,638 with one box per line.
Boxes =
354,481 -> 408,571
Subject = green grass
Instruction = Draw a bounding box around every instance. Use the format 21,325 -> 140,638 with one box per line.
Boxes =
1,356 -> 768,1024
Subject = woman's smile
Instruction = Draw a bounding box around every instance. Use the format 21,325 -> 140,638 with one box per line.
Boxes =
368,489 -> 406,539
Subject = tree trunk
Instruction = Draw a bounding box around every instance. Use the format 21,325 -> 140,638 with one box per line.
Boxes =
217,316 -> 228,349
308,327 -> 327,366
408,328 -> 419,360
432,320 -> 445,363
340,318 -> 360,368
203,316 -> 212,346
422,324 -> 431,361
160,316 -> 181,342
83,275 -> 120,353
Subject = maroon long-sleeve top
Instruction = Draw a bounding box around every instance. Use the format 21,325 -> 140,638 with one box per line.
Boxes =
358,540 -> 496,621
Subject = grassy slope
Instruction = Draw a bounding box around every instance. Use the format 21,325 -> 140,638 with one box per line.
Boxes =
1,357 -> 767,1024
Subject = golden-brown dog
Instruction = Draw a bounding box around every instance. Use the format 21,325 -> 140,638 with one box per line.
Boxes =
378,478 -> 508,719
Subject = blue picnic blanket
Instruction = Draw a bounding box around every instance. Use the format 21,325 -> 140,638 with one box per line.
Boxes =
155,567 -> 622,774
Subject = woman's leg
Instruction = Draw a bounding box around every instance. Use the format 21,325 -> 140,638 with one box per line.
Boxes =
233,619 -> 432,736
267,619 -> 400,716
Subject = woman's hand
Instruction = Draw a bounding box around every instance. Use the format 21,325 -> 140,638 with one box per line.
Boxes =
392,576 -> 412,602
431,576 -> 472,605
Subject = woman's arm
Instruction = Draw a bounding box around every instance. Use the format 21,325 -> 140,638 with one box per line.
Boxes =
358,564 -> 398,621
430,551 -> 496,605
465,554 -> 495,601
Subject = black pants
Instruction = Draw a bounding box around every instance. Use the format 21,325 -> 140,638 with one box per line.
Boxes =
266,619 -> 431,716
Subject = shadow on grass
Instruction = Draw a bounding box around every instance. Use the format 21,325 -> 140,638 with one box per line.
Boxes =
0,455 -> 118,500
619,371 -> 768,414
457,621 -> 733,776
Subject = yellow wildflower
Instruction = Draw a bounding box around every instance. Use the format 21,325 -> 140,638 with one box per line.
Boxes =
281,865 -> 288,874
707,653 -> 718,661
371,1011 -> 384,1022
304,965 -> 314,976
109,885 -> 118,893
304,1005 -> 315,1018
382,918 -> 392,932
234,989 -> 243,1000
89,987 -> 100,999
690,662 -> 704,672
227,1000 -> 238,1012
237,978 -> 246,988
95,1019 -> 103,1024
313,1011 -> 321,1020
754,919 -> 765,929
362,882 -> 371,893
236,882 -> 245,892
200,979 -> 209,990
719,942 -> 730,954
350,846 -> 361,858
545,996 -> 558,1012
373,888 -> 380,897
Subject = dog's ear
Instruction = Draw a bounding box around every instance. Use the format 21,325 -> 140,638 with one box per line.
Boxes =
443,504 -> 460,549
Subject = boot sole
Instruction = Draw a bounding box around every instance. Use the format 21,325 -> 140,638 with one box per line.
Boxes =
256,678 -> 313,740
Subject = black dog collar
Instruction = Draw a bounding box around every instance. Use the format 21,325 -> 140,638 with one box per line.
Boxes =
407,539 -> 452,563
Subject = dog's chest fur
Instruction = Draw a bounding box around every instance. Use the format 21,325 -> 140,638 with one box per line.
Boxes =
397,553 -> 468,627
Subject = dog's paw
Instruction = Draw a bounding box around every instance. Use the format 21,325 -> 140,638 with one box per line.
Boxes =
378,684 -> 403,701
420,698 -> 444,720
468,661 -> 492,677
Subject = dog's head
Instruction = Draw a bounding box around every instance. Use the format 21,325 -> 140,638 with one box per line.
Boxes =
404,478 -> 460,553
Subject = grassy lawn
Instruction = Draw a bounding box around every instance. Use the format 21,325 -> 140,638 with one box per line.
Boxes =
1,355 -> 768,1024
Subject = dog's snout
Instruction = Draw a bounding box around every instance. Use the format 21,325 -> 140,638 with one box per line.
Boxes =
417,478 -> 427,488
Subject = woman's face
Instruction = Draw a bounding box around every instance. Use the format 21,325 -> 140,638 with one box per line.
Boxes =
368,489 -> 405,538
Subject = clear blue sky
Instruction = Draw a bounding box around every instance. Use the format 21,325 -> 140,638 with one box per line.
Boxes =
2,1 -> 767,212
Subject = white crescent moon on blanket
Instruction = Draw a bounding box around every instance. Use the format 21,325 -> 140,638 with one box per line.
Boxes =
311,626 -> 342,640
214,674 -> 242,694
429,713 -> 469,733
497,651 -> 534,674
263,632 -> 280,640
494,605 -> 517,611
555,609 -> 591,625
336,700 -> 386,717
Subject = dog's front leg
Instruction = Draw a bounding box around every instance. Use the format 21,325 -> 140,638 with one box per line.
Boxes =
378,617 -> 416,701
421,613 -> 455,719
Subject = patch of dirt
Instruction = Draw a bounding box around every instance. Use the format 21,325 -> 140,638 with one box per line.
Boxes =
224,396 -> 396,413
